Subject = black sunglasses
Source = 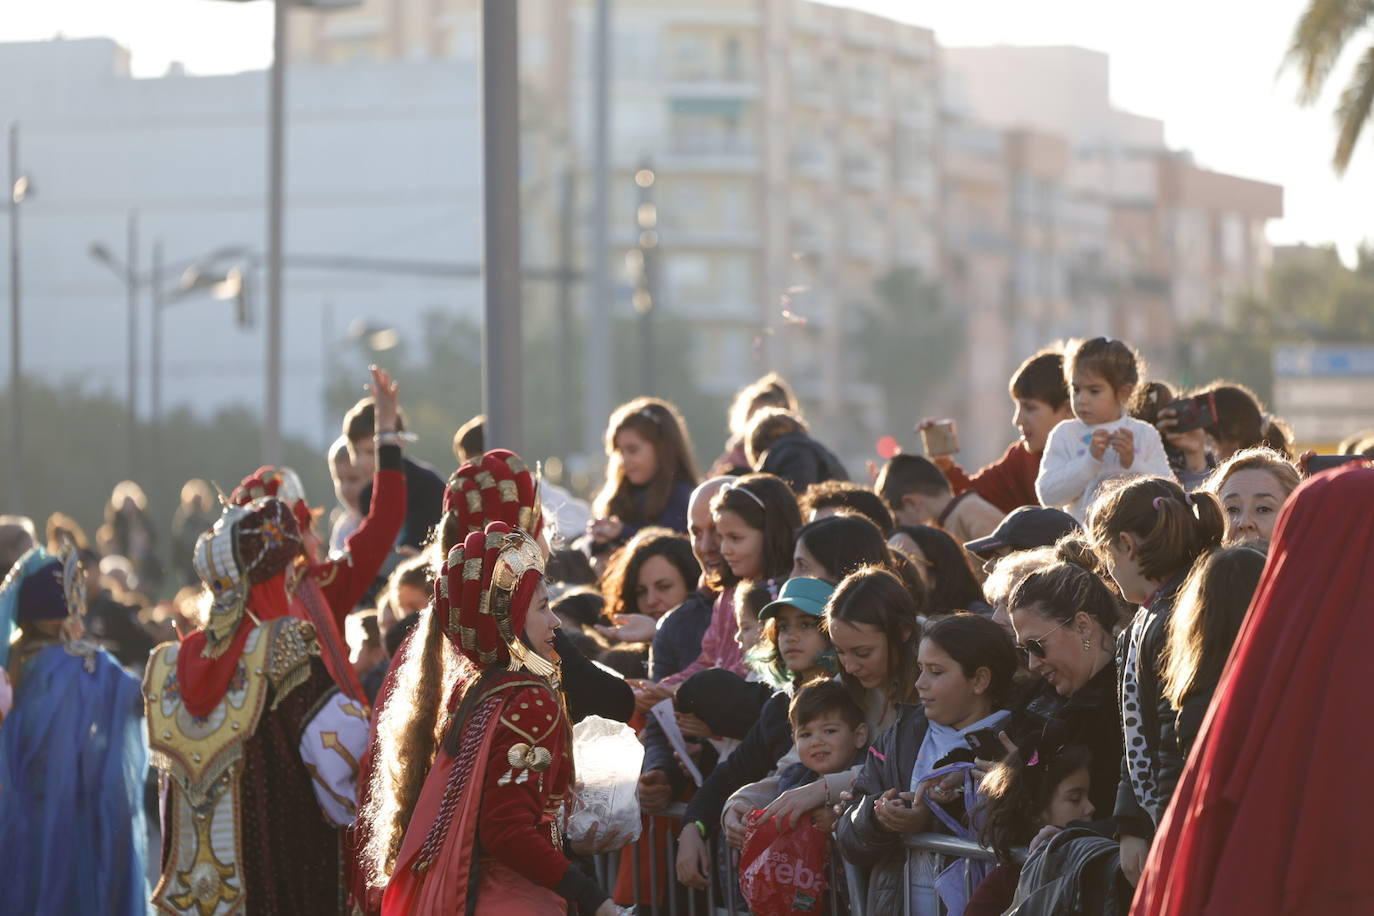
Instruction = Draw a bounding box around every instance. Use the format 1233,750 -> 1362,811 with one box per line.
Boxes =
1016,617 -> 1071,660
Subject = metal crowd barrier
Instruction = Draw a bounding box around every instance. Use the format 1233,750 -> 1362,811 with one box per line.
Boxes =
589,804 -> 1023,916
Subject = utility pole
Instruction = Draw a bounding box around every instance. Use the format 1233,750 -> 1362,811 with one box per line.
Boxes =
263,0 -> 288,466
150,238 -> 164,484
481,0 -> 523,453
633,162 -> 658,396
126,211 -> 139,478
151,239 -> 164,427
557,168 -> 576,453
7,122 -> 24,513
585,0 -> 612,467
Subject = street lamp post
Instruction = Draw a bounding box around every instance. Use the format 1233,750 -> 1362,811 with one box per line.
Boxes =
7,121 -> 28,513
482,0 -> 523,454
126,211 -> 139,475
89,213 -> 141,479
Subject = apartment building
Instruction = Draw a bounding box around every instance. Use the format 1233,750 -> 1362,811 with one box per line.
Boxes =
943,45 -> 1282,391
290,0 -> 943,460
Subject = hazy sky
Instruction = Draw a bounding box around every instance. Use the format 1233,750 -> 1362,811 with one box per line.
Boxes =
5,0 -> 1368,255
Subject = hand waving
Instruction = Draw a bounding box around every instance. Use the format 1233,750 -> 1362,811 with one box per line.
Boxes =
367,365 -> 400,434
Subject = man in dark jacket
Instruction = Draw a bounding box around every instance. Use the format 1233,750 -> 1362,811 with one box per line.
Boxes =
745,407 -> 849,493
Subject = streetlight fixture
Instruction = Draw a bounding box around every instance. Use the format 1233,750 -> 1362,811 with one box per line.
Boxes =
347,318 -> 399,352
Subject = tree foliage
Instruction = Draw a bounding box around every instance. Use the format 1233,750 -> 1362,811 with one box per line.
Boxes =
1181,244 -> 1374,400
1284,0 -> 1374,173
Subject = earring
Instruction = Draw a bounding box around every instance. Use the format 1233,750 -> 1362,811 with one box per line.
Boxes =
1081,631 -> 1091,651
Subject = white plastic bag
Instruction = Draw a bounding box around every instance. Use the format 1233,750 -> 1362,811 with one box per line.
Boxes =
566,715 -> 644,845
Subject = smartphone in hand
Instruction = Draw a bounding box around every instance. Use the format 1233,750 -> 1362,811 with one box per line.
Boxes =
966,728 -> 1009,761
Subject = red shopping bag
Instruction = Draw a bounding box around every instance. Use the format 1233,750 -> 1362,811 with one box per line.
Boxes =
738,808 -> 831,915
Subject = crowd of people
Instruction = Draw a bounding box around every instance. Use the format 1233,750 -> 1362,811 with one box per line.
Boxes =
0,336 -> 1372,915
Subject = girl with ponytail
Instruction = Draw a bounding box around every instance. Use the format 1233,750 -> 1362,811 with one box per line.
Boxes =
1085,475 -> 1223,887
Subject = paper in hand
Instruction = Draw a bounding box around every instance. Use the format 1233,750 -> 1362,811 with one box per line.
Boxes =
650,697 -> 704,787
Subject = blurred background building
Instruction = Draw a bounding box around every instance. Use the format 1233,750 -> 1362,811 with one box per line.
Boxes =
1,0 -> 1283,479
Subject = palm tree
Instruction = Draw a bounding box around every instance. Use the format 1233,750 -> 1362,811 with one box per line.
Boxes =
1285,0 -> 1374,174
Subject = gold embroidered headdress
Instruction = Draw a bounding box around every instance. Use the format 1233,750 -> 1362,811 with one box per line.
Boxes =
436,521 -> 555,678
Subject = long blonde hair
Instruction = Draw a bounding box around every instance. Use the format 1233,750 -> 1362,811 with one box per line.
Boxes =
360,604 -> 462,885
1160,545 -> 1266,708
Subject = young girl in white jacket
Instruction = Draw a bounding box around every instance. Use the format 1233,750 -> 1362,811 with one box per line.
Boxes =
1036,337 -> 1176,521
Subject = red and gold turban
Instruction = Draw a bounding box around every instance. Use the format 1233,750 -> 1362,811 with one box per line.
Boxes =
443,450 -> 543,541
231,466 -> 314,536
434,521 -> 552,676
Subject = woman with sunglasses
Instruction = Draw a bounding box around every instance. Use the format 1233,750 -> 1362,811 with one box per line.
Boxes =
1005,540 -> 1123,822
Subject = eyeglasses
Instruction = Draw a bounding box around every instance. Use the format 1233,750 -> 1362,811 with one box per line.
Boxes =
1016,617 -> 1072,660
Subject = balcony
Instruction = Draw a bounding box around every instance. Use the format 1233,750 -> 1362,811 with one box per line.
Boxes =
843,154 -> 883,190
663,132 -> 760,174
665,70 -> 761,101
791,146 -> 835,181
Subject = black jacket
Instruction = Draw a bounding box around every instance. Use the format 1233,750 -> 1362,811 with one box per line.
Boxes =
359,455 -> 445,552
759,433 -> 849,493
555,628 -> 634,724
649,591 -> 713,682
1113,578 -> 1185,840
1018,658 -> 1122,821
680,690 -> 792,834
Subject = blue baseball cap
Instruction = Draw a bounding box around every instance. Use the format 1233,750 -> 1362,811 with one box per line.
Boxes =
758,577 -> 836,621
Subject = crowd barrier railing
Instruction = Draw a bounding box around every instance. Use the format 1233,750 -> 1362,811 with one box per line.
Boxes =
588,804 -> 1023,916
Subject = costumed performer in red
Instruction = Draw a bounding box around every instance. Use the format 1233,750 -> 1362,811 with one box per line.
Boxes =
363,522 -> 628,915
1133,464 -> 1374,915
348,450 -> 632,913
147,497 -> 370,915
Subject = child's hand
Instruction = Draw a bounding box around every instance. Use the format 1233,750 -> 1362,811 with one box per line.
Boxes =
722,802 -> 751,849
833,788 -> 854,819
1110,428 -> 1136,468
1089,429 -> 1111,460
872,788 -> 928,834
761,781 -> 828,831
811,806 -> 839,833
588,517 -> 624,545
630,680 -> 671,716
676,712 -> 712,738
675,825 -> 711,889
595,613 -> 656,643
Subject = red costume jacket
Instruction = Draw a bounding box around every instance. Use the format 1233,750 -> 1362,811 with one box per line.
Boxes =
384,672 -> 598,915
941,440 -> 1042,514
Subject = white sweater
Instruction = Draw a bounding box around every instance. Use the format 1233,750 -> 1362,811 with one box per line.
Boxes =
1035,414 -> 1177,522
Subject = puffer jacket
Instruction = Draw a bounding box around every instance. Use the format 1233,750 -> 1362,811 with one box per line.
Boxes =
1006,827 -> 1132,915
1113,578 -> 1185,840
759,433 -> 849,493
833,703 -> 931,914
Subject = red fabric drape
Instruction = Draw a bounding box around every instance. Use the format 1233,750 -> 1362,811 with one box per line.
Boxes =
1133,466 -> 1374,915
177,579 -> 293,718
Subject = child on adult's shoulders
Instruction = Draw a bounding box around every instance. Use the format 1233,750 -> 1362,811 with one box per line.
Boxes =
1035,337 -> 1176,522
928,348 -> 1074,514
